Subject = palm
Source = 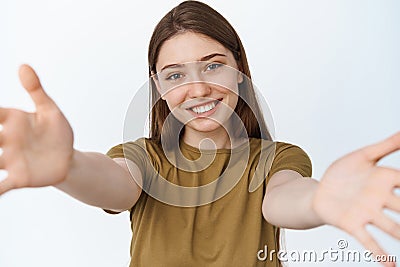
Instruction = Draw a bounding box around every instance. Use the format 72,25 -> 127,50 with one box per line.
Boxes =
0,65 -> 73,193
313,133 -> 400,266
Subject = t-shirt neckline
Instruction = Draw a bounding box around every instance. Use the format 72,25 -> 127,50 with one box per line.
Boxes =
179,138 -> 253,154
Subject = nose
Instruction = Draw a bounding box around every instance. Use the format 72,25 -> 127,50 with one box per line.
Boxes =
187,82 -> 211,98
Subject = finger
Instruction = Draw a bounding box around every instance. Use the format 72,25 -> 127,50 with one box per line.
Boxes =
0,177 -> 16,195
372,214 -> 400,240
386,194 -> 400,213
362,132 -> 400,162
18,64 -> 56,110
0,156 -> 4,169
352,227 -> 390,264
375,167 -> 400,187
0,108 -> 8,123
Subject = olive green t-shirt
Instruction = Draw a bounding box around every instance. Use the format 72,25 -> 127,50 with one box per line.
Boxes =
106,138 -> 312,267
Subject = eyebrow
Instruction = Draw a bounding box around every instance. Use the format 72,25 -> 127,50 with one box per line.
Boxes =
160,53 -> 227,71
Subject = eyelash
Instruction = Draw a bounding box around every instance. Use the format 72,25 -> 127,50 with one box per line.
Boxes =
166,73 -> 183,81
165,62 -> 224,81
206,62 -> 223,71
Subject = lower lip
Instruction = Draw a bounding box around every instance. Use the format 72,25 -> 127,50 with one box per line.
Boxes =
187,100 -> 221,118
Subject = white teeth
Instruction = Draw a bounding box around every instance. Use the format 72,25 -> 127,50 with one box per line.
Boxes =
191,101 -> 217,114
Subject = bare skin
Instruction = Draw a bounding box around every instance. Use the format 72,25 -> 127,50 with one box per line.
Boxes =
264,135 -> 400,267
0,62 -> 398,266
0,65 -> 142,212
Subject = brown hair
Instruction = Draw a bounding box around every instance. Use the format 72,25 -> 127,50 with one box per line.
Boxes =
148,0 -> 272,145
146,1 -> 279,265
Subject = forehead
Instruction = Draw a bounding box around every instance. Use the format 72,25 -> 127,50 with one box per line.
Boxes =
156,32 -> 234,72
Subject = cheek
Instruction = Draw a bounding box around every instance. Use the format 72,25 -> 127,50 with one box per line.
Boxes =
164,88 -> 187,110
216,84 -> 239,105
219,78 -> 239,97
215,68 -> 241,94
231,93 -> 239,108
227,93 -> 239,114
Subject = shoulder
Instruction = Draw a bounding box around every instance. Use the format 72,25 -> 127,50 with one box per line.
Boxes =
246,138 -> 312,178
107,137 -> 162,156
106,138 -> 163,171
248,138 -> 307,156
268,140 -> 313,178
274,141 -> 309,155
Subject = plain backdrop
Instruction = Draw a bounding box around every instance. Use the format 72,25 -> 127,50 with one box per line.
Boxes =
0,0 -> 399,266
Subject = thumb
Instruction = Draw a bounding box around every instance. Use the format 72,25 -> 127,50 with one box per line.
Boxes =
18,64 -> 56,110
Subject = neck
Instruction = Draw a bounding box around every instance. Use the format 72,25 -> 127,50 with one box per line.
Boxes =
182,120 -> 246,150
183,127 -> 231,150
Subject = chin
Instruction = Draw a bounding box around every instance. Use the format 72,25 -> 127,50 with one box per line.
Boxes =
187,119 -> 226,133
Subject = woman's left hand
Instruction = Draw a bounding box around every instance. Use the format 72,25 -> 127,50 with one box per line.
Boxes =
312,132 -> 400,267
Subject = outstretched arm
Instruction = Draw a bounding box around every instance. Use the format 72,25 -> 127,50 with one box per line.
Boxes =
0,65 -> 142,212
262,132 -> 400,267
262,170 -> 322,229
55,152 -> 142,212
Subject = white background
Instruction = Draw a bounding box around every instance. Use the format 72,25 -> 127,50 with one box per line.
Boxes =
0,0 -> 399,266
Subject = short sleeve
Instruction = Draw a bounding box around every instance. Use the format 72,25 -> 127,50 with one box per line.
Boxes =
268,142 -> 312,178
103,138 -> 150,214
106,138 -> 149,176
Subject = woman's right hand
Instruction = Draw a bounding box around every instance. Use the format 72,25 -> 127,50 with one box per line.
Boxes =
0,64 -> 74,194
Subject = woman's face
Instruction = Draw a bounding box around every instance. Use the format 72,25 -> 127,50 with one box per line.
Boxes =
154,32 -> 242,136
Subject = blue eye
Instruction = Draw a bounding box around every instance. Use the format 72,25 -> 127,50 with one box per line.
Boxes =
166,73 -> 183,81
206,63 -> 222,71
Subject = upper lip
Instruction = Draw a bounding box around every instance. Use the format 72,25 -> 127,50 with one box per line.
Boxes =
182,98 -> 222,110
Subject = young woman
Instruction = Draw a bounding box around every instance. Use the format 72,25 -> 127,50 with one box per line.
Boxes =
0,1 -> 399,266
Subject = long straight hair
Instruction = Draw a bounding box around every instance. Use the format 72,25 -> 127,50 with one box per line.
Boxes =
148,1 -> 272,145
147,1 -> 280,265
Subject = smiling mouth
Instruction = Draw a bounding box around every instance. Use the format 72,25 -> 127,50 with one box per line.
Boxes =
187,99 -> 222,114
